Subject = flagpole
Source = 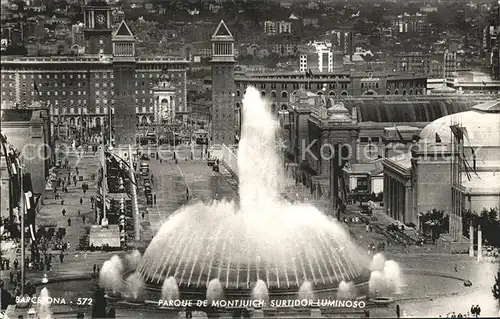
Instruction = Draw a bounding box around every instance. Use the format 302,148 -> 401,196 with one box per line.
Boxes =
102,146 -> 107,226
20,160 -> 25,296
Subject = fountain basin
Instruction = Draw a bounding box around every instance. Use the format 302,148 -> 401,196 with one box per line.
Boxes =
369,297 -> 394,305
105,292 -> 122,301
120,298 -> 146,306
124,269 -> 370,301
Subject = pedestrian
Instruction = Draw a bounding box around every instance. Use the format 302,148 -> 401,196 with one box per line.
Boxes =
82,215 -> 86,224
9,271 -> 14,283
396,304 -> 400,318
80,197 -> 83,205
76,167 -> 79,175
96,266 -> 100,273
67,218 -> 71,226
454,264 -> 458,272
61,199 -> 65,205
59,252 -> 64,263
93,264 -> 97,274
73,175 -> 77,186
62,209 -> 66,216
13,258 -> 18,270
476,305 -> 481,317
78,209 -> 81,216
141,211 -> 145,220
153,193 -> 156,205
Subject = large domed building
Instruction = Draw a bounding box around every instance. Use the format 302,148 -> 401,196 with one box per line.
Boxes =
382,99 -> 500,237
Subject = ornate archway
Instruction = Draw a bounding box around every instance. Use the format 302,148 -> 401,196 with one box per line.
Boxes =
317,91 -> 324,95
261,91 -> 266,97
271,91 -> 277,98
341,91 -> 348,96
329,91 -> 336,96
363,90 -> 376,96
386,90 -> 391,95
160,98 -> 170,122
281,91 -> 288,99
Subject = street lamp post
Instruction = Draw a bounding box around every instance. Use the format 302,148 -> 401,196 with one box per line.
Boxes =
128,144 -> 140,241
101,147 -> 108,227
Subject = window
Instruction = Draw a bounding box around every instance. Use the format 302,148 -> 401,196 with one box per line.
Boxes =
356,178 -> 369,191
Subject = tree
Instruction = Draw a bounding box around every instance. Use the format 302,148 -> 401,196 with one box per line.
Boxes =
492,271 -> 500,304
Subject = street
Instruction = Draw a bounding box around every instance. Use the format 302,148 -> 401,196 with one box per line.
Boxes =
144,150 -> 238,234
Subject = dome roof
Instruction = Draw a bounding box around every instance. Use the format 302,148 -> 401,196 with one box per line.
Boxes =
419,99 -> 500,147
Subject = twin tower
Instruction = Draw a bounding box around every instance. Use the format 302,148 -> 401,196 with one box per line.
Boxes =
210,20 -> 237,146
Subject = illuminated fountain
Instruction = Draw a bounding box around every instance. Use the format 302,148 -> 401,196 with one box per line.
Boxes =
137,87 -> 370,299
125,272 -> 144,302
368,253 -> 403,302
337,281 -> 356,300
36,287 -> 53,319
126,249 -> 142,270
162,277 -> 180,302
297,281 -> 315,301
100,255 -> 124,297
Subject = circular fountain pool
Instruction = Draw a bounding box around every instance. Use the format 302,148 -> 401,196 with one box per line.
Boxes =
136,87 -> 370,300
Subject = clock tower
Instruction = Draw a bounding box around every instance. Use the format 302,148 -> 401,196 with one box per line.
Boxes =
210,20 -> 236,146
83,0 -> 112,55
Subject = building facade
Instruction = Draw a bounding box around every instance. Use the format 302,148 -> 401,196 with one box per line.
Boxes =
0,2 -> 189,140
298,42 -> 334,73
1,108 -> 53,211
284,94 -> 496,202
233,72 -> 428,119
382,99 -> 500,232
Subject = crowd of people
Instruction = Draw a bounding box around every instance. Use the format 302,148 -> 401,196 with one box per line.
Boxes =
442,305 -> 482,317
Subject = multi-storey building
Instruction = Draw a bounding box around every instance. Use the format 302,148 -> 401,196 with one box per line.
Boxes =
329,31 -> 355,59
0,1 -> 189,145
264,21 -> 292,35
394,53 -> 431,75
393,13 -> 429,35
443,50 -> 457,79
298,42 -> 334,73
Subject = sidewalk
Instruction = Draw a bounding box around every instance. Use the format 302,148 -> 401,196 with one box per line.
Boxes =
0,148 -> 114,287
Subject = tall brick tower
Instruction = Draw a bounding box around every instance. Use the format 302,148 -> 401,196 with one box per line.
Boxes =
82,0 -> 113,55
112,20 -> 136,145
210,20 -> 236,146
